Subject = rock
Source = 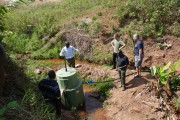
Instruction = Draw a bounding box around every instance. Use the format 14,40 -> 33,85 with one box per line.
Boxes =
85,70 -> 91,76
130,108 -> 141,113
34,68 -> 42,74
75,64 -> 82,68
80,18 -> 92,24
157,112 -> 166,119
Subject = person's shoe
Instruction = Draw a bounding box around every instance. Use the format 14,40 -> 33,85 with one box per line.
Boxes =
122,86 -> 126,91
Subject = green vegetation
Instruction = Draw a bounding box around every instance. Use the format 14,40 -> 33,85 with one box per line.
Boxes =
2,0 -> 118,59
0,101 -> 19,120
2,54 -> 63,119
14,58 -> 61,119
117,0 -> 180,38
2,0 -> 179,64
90,77 -> 114,98
150,61 -> 180,89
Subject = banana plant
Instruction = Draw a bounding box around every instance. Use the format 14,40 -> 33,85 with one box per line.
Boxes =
150,60 -> 180,84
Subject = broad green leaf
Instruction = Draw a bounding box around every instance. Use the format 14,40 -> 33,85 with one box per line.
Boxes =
150,66 -> 157,76
172,60 -> 180,71
161,62 -> 171,73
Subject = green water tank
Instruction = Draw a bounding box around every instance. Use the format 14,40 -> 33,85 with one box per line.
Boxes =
56,67 -> 84,109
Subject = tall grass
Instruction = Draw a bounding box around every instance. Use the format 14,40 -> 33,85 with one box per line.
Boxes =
2,0 -> 118,57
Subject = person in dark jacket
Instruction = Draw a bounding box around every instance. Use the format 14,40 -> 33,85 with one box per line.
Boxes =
117,50 -> 129,91
39,70 -> 60,103
39,70 -> 61,116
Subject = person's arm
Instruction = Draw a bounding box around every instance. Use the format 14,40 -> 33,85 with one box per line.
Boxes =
72,46 -> 79,52
139,49 -> 142,61
111,40 -> 114,47
119,41 -> 126,50
138,42 -> 143,61
59,48 -> 65,56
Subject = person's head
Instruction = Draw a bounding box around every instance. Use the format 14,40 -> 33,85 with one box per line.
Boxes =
65,41 -> 70,48
114,33 -> 120,40
48,70 -> 56,79
133,34 -> 139,41
118,50 -> 124,57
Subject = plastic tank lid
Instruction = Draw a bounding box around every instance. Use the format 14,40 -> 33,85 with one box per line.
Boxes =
56,67 -> 76,77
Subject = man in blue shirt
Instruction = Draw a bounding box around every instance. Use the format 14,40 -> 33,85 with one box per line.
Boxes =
133,34 -> 144,77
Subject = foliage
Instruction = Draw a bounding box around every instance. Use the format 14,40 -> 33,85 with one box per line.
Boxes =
170,22 -> 180,37
91,21 -> 102,35
150,61 -> 180,89
2,0 -> 119,60
117,0 -> 180,38
0,6 -> 7,41
79,21 -> 89,33
0,101 -> 19,120
91,77 -> 114,98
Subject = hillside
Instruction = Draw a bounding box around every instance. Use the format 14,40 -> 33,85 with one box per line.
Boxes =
2,0 -> 179,65
0,0 -> 180,120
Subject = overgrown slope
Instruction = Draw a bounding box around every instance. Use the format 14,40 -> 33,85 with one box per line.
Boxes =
2,0 -> 180,64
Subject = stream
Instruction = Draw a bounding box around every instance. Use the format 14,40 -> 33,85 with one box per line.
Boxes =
38,59 -> 107,120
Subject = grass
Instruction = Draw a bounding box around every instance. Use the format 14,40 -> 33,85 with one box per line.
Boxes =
90,77 -> 114,98
2,0 -> 119,64
116,0 -> 180,38
1,0 -> 180,65
18,59 -> 63,119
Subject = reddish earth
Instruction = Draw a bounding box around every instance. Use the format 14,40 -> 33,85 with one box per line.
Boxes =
36,59 -> 179,120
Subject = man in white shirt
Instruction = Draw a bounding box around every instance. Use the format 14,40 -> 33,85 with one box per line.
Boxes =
60,42 -> 79,68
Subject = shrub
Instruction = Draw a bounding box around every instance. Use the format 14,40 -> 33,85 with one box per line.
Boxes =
92,21 -> 102,34
117,0 -> 180,37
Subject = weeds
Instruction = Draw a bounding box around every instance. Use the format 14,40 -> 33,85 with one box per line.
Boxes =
91,77 -> 114,98
117,0 -> 180,38
92,21 -> 102,35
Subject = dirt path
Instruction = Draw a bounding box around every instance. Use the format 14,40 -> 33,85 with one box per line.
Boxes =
35,59 -> 178,120
104,72 -> 156,120
75,63 -> 175,120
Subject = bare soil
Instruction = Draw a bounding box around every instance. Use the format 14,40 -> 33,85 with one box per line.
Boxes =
39,59 -> 179,120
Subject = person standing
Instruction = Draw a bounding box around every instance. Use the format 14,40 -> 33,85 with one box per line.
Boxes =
111,33 -> 126,70
117,50 -> 129,91
60,42 -> 79,68
133,34 -> 144,77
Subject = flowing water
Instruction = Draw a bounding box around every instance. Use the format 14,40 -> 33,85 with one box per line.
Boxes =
79,84 -> 106,120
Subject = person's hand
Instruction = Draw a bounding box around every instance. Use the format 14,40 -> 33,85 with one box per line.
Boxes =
138,57 -> 141,61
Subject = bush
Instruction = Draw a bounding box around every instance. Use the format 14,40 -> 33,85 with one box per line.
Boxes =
117,0 -> 180,38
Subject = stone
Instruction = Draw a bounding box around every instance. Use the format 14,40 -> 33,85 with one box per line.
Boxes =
75,64 -> 82,68
34,68 -> 42,74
